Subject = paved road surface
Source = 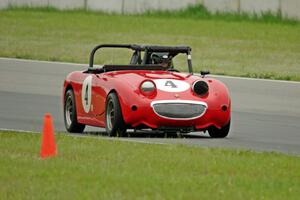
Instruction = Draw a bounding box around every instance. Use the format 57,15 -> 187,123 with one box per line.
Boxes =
1,58 -> 300,155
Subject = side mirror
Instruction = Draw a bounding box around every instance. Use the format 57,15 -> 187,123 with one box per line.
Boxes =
200,70 -> 210,76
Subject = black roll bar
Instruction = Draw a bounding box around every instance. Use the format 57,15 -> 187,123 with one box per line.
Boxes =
88,44 -> 193,74
89,44 -> 143,68
187,49 -> 193,74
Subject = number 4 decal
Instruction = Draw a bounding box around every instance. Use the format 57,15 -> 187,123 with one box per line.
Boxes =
81,75 -> 92,113
165,80 -> 177,88
153,79 -> 190,92
84,85 -> 89,106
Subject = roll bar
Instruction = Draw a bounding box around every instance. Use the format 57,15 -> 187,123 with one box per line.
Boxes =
89,44 -> 142,68
88,44 -> 193,74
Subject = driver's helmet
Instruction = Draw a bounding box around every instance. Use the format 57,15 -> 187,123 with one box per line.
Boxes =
151,52 -> 172,68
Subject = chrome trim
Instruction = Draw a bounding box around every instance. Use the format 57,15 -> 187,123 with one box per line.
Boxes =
150,100 -> 207,120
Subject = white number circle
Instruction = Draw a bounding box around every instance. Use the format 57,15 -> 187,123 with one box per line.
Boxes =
81,75 -> 92,113
153,79 -> 190,92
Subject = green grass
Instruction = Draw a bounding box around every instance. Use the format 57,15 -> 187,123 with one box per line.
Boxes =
143,5 -> 299,24
0,7 -> 300,80
1,131 -> 300,199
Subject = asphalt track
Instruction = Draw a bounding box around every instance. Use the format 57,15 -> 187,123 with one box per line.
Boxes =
1,58 -> 300,155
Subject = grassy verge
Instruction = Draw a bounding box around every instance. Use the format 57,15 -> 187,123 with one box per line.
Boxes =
0,7 -> 300,80
0,131 -> 300,199
144,5 -> 299,24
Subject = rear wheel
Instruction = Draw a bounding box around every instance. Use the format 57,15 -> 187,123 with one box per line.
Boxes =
64,89 -> 85,133
105,92 -> 127,137
208,120 -> 230,138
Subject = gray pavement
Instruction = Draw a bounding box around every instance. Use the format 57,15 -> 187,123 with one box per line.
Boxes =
1,58 -> 300,155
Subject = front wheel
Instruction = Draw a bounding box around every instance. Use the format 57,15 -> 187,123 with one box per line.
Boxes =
105,92 -> 127,137
208,120 -> 230,138
64,89 -> 85,133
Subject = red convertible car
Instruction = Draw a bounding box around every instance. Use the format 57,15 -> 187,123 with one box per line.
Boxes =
63,44 -> 231,137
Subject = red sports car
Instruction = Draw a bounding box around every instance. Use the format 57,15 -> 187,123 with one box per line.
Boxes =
63,44 -> 231,138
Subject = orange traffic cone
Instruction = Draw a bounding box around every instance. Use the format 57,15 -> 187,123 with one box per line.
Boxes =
40,113 -> 57,158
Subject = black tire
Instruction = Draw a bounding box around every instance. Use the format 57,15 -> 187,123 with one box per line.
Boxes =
64,89 -> 85,133
208,120 -> 230,138
105,92 -> 127,137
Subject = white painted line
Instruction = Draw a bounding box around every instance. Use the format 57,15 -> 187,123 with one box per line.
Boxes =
0,128 -> 168,146
117,138 -> 167,145
0,128 -> 39,134
206,74 -> 300,84
0,57 -> 86,67
1,57 -> 299,84
71,133 -> 168,145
